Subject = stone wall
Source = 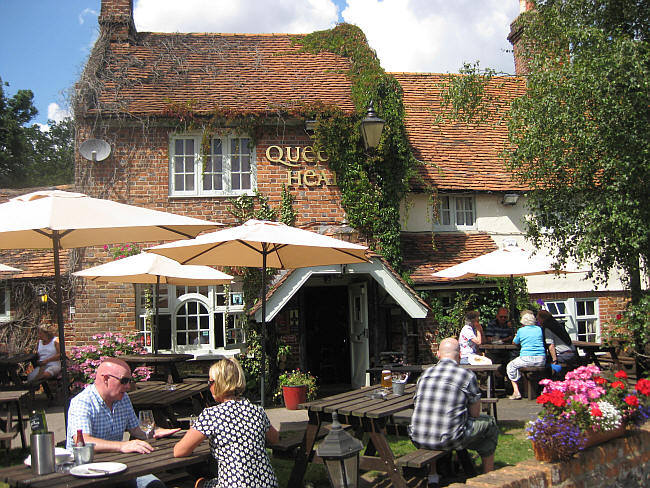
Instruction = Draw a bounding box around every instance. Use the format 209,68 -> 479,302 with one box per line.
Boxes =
448,424 -> 650,488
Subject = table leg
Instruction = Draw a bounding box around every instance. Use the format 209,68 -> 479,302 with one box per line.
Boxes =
14,399 -> 26,449
288,413 -> 322,487
367,419 -> 408,488
169,364 -> 182,384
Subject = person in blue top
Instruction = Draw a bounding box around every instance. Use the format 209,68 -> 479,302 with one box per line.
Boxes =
506,310 -> 546,400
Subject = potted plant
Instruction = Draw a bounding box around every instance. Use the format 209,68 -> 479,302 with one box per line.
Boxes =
527,365 -> 650,462
277,342 -> 292,371
275,369 -> 317,410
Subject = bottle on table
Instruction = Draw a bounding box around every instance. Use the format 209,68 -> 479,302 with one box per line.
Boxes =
76,429 -> 85,447
29,409 -> 48,434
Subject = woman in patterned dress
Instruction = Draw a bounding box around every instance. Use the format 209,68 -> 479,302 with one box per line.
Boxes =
174,358 -> 280,488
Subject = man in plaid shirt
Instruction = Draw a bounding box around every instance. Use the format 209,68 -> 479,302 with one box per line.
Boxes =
409,337 -> 498,477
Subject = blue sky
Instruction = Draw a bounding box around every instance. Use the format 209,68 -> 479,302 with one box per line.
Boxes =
1,1 -> 519,127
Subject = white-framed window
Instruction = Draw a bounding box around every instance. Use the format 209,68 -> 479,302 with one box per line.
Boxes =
170,134 -> 256,197
0,284 -> 10,322
544,298 -> 599,342
434,195 -> 475,230
136,284 -> 246,353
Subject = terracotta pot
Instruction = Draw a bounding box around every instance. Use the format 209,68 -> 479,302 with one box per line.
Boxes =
583,426 -> 626,449
282,385 -> 307,410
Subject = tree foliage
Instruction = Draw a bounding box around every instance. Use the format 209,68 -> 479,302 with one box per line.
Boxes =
0,76 -> 74,188
507,0 -> 650,302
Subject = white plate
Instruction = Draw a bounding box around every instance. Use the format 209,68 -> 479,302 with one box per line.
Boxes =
24,448 -> 73,466
69,462 -> 127,477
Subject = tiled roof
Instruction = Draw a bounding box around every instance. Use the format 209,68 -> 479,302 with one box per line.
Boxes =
0,249 -> 72,279
392,72 -> 528,191
401,232 -> 498,285
81,32 -> 355,117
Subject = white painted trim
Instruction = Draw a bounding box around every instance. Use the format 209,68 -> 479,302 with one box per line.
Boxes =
254,258 -> 428,322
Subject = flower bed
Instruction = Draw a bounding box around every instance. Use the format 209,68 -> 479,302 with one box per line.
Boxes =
67,331 -> 152,393
527,365 -> 650,461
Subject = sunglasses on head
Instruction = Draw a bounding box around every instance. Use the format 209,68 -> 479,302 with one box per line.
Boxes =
104,373 -> 134,385
208,379 -> 215,386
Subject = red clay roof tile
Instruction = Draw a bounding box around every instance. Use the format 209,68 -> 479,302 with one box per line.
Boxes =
401,232 -> 498,285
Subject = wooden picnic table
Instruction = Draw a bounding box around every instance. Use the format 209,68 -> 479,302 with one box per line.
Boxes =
0,354 -> 37,386
572,341 -> 620,369
128,381 -> 213,428
120,353 -> 194,384
289,384 -> 419,487
0,390 -> 29,450
0,433 -> 209,488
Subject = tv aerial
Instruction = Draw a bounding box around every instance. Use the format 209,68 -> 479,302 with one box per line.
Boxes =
79,139 -> 111,162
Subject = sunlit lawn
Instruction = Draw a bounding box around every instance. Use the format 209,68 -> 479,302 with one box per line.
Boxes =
271,420 -> 533,487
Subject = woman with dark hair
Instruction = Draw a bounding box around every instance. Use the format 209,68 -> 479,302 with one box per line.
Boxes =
537,310 -> 577,373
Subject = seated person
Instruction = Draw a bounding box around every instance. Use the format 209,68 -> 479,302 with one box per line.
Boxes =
484,307 -> 514,343
409,337 -> 498,481
26,325 -> 61,383
458,310 -> 484,364
66,358 -> 180,488
506,311 -> 546,400
537,310 -> 577,375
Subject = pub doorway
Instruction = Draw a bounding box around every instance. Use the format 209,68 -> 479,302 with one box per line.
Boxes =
303,285 -> 351,389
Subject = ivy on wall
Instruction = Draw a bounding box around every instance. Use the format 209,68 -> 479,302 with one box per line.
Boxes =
294,23 -> 421,269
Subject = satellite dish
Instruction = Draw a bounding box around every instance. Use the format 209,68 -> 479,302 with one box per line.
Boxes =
79,139 -> 111,162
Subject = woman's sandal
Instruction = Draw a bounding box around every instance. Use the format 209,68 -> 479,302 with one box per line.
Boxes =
508,393 -> 522,400
195,478 -> 206,488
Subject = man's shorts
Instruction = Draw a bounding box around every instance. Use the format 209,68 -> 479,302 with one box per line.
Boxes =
462,414 -> 499,457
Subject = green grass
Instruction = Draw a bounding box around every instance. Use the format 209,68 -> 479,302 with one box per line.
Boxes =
270,420 -> 534,487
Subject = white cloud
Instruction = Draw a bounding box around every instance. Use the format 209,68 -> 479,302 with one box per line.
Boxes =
79,8 -> 98,25
130,0 -> 520,74
134,0 -> 339,34
48,103 -> 71,123
341,0 -> 520,74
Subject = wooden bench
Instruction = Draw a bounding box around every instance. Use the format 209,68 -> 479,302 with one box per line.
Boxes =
395,449 -> 446,486
519,366 -> 547,400
480,397 -> 498,421
269,425 -> 333,459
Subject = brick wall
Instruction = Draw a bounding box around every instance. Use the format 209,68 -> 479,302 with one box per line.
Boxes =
73,122 -> 347,344
448,423 -> 650,488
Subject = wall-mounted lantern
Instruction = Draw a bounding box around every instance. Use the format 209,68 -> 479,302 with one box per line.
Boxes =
360,101 -> 385,150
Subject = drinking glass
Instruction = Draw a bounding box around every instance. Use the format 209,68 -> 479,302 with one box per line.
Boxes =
138,410 -> 155,439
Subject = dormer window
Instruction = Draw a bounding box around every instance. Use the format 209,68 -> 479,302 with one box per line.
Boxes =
434,195 -> 475,230
169,134 -> 256,197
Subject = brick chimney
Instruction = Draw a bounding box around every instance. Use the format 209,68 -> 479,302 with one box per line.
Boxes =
99,0 -> 136,44
507,0 -> 535,75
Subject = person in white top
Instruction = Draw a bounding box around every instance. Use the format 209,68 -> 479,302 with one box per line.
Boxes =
26,325 -> 61,383
458,310 -> 484,364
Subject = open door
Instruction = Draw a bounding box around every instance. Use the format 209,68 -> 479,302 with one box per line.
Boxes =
348,282 -> 369,388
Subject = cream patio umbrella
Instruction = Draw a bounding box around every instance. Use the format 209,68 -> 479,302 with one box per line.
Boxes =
0,190 -> 219,414
73,252 -> 233,352
147,219 -> 368,406
432,241 -> 586,320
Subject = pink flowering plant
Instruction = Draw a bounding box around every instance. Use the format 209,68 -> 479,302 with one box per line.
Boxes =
527,365 -> 650,459
103,243 -> 140,260
67,332 -> 152,393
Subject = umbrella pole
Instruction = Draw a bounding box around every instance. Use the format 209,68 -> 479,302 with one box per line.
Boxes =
153,277 -> 160,354
52,233 -> 70,429
260,252 -> 267,408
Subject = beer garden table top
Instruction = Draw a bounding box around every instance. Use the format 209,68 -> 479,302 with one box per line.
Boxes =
0,434 -> 208,488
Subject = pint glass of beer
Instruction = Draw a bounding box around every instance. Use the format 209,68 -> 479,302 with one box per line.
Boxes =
381,369 -> 392,388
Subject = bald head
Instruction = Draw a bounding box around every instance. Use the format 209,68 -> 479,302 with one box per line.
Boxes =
96,358 -> 131,377
95,358 -> 132,407
438,337 -> 460,362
